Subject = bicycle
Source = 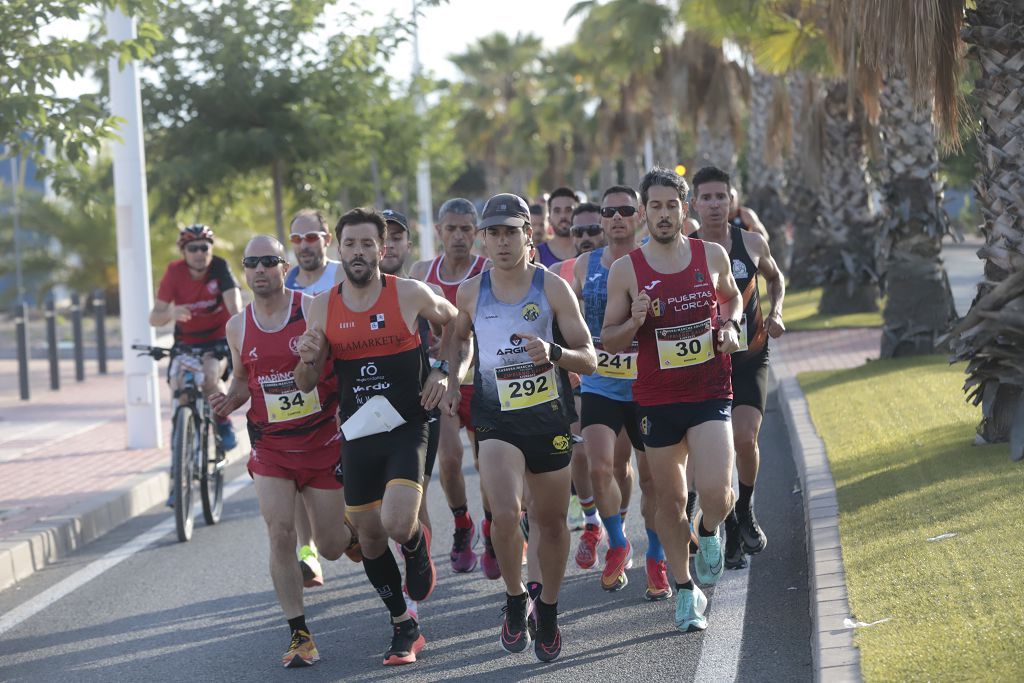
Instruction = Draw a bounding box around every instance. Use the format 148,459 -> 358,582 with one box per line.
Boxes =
133,344 -> 227,541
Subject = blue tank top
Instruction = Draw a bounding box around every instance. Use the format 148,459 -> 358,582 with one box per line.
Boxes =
470,268 -> 575,432
579,248 -> 634,402
284,261 -> 339,294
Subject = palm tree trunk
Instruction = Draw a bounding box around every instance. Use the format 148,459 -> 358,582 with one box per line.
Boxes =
876,74 -> 958,358
949,1 -> 1024,456
696,118 -> 737,176
272,158 -> 285,244
744,69 -> 789,267
817,82 -> 879,315
785,73 -> 825,287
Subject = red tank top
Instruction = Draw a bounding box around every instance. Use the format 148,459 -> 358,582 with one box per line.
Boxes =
425,254 -> 487,304
241,290 -> 338,450
326,274 -> 427,422
630,239 -> 732,406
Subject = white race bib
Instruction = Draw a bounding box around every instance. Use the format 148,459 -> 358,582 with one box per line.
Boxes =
260,375 -> 322,423
655,318 -> 714,369
594,337 -> 638,380
495,361 -> 559,411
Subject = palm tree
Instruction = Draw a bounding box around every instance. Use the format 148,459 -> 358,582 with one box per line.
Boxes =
783,71 -> 826,286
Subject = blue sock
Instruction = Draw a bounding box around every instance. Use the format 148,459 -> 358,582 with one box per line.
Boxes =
646,528 -> 664,561
602,514 -> 627,549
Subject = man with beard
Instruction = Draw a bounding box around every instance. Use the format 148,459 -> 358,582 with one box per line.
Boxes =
691,166 -> 785,570
408,198 -> 493,576
210,235 -> 358,668
296,208 -> 457,666
529,203 -> 549,244
601,167 -> 742,634
534,187 -> 578,267
446,193 -> 596,662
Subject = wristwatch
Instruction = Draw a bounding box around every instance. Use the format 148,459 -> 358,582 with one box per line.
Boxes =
431,359 -> 450,376
722,318 -> 741,334
549,343 -> 563,362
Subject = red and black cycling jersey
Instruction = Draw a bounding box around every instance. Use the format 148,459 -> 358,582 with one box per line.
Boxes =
156,256 -> 238,344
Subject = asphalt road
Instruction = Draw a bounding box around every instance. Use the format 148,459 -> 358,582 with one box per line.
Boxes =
0,380 -> 810,681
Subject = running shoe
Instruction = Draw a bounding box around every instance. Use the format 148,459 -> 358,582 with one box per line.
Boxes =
693,512 -> 724,585
736,502 -> 767,554
450,519 -> 478,573
481,522 -> 501,580
384,617 -> 425,666
216,419 -> 237,451
402,525 -> 436,602
500,592 -> 531,653
299,545 -> 324,588
674,585 -> 708,632
282,629 -> 319,668
343,518 -> 362,563
402,586 -> 419,622
724,512 -> 748,570
601,540 -> 632,591
575,522 -> 605,569
534,604 -> 561,663
567,494 -> 585,531
644,557 -> 673,601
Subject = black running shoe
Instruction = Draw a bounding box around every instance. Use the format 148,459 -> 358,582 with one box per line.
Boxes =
724,512 -> 748,570
384,618 -> 425,666
402,526 -> 436,602
500,592 -> 531,653
736,504 -> 767,555
534,603 -> 562,663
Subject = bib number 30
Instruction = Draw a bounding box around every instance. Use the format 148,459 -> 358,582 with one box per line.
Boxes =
655,318 -> 714,369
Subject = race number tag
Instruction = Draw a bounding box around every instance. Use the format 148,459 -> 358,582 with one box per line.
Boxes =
495,361 -> 559,411
735,314 -> 748,353
594,337 -> 638,380
655,318 -> 714,369
260,375 -> 322,423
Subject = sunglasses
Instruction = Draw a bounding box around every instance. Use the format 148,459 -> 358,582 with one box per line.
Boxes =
571,224 -> 603,237
185,243 -> 210,253
289,231 -> 327,244
601,205 -> 638,218
242,255 -> 288,269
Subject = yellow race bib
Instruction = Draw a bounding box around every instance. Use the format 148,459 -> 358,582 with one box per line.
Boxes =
495,361 -> 559,411
594,337 -> 638,380
655,318 -> 714,369
261,376 -> 322,423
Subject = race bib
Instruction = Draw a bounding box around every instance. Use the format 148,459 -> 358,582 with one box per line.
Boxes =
594,337 -> 638,380
655,318 -> 714,369
735,314 -> 748,353
261,376 -> 322,423
495,361 -> 559,411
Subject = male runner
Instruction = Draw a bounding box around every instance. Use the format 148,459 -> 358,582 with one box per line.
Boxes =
408,198 -> 492,576
296,207 -> 456,666
601,167 -> 742,632
728,187 -> 770,242
574,185 -> 667,599
691,166 -> 786,569
534,187 -> 578,267
447,193 -> 596,662
529,202 -> 549,244
209,235 -> 357,668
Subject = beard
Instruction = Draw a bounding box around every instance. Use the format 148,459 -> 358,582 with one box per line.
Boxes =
342,256 -> 378,285
651,222 -> 680,244
380,253 -> 406,275
298,249 -> 324,272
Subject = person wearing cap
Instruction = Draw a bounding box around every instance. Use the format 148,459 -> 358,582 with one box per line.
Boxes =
445,193 -> 596,663
408,198 -> 495,578
534,187 -> 579,267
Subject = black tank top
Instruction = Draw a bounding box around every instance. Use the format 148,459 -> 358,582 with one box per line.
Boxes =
728,226 -> 768,362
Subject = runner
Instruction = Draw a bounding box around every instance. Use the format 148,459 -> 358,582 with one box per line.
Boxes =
691,166 -> 786,569
601,167 -> 742,632
534,187 -> 578,267
149,224 -> 242,504
728,187 -> 770,242
574,185 -> 666,599
529,202 -> 549,244
408,198 -> 492,576
446,193 -> 596,662
296,207 -> 456,666
208,235 -> 358,669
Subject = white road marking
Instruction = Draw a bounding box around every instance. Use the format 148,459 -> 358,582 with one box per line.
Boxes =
0,419 -> 112,463
694,559 -> 751,683
0,473 -> 252,636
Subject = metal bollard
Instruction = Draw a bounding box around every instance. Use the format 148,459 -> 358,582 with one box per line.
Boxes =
14,302 -> 30,400
45,294 -> 59,390
71,292 -> 85,381
93,288 -> 107,374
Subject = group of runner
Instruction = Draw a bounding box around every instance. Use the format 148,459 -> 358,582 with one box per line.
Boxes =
149,164 -> 786,669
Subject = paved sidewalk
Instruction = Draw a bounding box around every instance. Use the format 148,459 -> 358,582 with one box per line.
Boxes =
771,326 -> 881,683
0,360 -> 245,591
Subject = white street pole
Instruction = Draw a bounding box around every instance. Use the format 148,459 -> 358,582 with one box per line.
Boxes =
412,0 -> 435,260
106,7 -> 161,449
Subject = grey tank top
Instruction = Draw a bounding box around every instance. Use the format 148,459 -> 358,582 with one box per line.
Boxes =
470,268 -> 576,432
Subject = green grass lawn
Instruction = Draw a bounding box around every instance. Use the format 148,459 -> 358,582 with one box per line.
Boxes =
771,285 -> 883,331
799,356 -> 1023,682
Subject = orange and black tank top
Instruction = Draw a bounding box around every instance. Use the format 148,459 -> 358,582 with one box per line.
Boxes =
326,274 -> 428,423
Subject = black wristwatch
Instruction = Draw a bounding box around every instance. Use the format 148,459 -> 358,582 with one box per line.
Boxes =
549,343 -> 563,362
432,359 -> 450,376
723,318 -> 741,334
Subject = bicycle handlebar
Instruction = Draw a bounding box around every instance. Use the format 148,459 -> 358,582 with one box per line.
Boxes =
131,343 -> 227,361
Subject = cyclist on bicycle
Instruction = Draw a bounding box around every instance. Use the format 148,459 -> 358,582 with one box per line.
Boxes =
149,224 -> 243,462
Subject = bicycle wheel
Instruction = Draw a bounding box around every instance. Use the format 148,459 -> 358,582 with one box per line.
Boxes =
200,404 -> 224,525
172,406 -> 197,542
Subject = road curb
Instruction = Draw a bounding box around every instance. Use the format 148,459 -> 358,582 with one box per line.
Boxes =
772,366 -> 863,683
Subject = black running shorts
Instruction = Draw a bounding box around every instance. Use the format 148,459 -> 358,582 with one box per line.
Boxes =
474,425 -> 572,474
732,350 -> 769,413
342,420 -> 428,511
580,392 -> 645,451
637,399 -> 732,449
424,415 -> 440,479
